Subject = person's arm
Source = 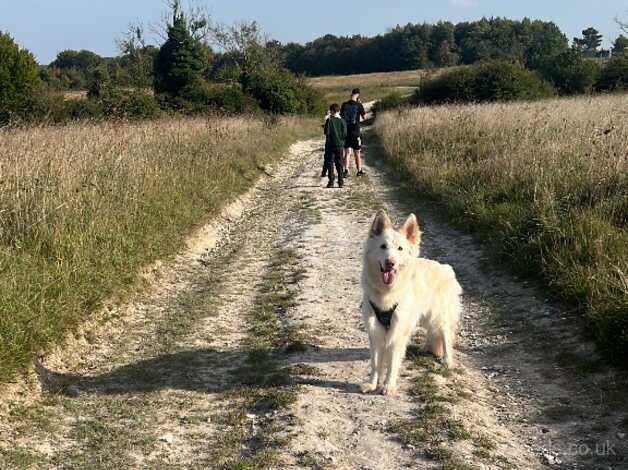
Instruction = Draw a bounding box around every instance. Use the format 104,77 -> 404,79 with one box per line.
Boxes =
359,102 -> 367,121
341,119 -> 347,139
323,118 -> 329,135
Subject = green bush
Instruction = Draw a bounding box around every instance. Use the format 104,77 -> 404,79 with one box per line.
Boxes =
536,49 -> 600,94
100,89 -> 162,119
0,32 -> 40,125
23,87 -> 69,123
188,83 -> 260,114
596,55 -> 628,91
244,69 -> 325,115
297,82 -> 327,116
372,91 -> 408,113
207,85 -> 260,114
64,97 -> 104,120
27,88 -> 160,123
414,62 -> 555,104
156,84 -> 260,115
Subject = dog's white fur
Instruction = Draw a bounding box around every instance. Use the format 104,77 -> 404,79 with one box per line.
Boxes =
361,210 -> 462,395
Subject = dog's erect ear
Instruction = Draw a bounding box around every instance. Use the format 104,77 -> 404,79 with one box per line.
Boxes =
400,213 -> 421,246
370,210 -> 392,238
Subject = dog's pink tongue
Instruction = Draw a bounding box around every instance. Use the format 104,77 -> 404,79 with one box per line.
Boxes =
382,270 -> 396,285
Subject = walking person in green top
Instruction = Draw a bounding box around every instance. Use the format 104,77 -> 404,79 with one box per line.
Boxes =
323,103 -> 347,188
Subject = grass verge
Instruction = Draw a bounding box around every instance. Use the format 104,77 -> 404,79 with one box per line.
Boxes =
0,115 -> 318,381
373,95 -> 628,365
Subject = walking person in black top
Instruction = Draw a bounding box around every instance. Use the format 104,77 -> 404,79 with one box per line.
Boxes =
320,108 -> 331,178
323,103 -> 347,188
341,88 -> 367,178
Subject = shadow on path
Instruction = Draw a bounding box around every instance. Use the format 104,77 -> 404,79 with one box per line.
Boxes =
36,346 -> 370,397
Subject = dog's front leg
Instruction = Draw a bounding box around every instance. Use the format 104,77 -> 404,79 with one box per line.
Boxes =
362,345 -> 379,393
362,321 -> 385,393
382,331 -> 410,396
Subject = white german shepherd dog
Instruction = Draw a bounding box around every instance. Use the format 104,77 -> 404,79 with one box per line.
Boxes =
361,210 -> 462,395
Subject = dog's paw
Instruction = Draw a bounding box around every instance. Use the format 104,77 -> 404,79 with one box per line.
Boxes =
442,356 -> 455,368
361,382 -> 378,394
381,383 -> 398,396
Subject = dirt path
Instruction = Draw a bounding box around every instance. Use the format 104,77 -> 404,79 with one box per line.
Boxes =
1,131 -> 627,470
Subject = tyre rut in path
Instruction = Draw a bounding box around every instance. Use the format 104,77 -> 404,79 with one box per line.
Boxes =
0,134 -> 626,470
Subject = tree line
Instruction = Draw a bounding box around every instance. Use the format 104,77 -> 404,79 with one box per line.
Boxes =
282,17 -> 625,76
35,17 -> 626,93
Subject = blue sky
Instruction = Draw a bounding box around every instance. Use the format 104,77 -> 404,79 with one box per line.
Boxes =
2,0 -> 627,64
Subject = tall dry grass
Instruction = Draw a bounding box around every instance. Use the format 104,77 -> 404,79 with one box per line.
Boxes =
375,94 -> 628,362
0,115 -> 316,379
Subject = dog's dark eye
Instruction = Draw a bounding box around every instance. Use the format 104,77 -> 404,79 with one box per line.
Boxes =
398,246 -> 403,251
380,244 -> 387,249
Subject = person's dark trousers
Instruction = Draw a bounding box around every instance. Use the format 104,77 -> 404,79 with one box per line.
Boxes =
326,146 -> 344,186
321,143 -> 329,176
323,145 -> 333,178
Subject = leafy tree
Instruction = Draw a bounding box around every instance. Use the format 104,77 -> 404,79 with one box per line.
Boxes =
40,45 -> 160,91
429,22 -> 457,66
117,24 -> 157,90
455,18 -> 494,64
51,49 -> 102,71
0,32 -> 40,124
209,21 -> 272,86
153,0 -> 210,104
210,21 -> 324,114
573,27 -> 603,57
523,20 -> 569,69
87,65 -> 111,99
612,35 -> 628,56
42,50 -> 104,91
389,23 -> 431,70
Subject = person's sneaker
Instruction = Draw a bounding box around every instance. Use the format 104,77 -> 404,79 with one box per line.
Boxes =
357,170 -> 365,177
343,169 -> 349,178
326,181 -> 334,188
338,182 -> 344,188
320,171 -> 327,178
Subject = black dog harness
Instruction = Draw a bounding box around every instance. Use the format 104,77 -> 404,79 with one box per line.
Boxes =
368,300 -> 398,330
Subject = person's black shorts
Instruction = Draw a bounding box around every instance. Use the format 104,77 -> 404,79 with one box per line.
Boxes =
344,135 -> 362,150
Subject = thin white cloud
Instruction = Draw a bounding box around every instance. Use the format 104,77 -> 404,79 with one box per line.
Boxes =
449,0 -> 478,8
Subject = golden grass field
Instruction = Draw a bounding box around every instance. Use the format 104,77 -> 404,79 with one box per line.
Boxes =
0,115 -> 317,379
307,68 -> 432,103
374,94 -> 628,362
